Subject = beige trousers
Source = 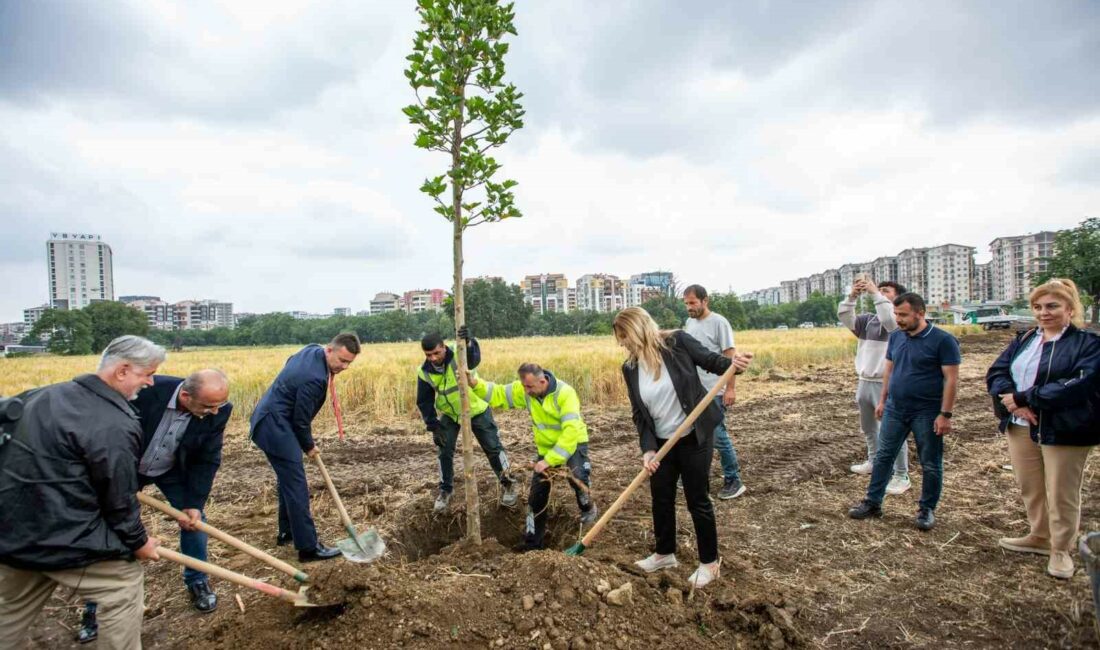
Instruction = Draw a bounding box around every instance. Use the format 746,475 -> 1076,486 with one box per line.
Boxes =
1006,424 -> 1095,552
0,559 -> 144,650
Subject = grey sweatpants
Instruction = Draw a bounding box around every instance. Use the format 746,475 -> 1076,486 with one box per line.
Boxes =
856,379 -> 908,477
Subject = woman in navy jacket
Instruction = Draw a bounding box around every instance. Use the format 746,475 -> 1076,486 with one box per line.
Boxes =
986,278 -> 1100,579
614,307 -> 750,589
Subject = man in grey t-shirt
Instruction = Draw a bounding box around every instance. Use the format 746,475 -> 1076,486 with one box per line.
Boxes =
683,284 -> 746,499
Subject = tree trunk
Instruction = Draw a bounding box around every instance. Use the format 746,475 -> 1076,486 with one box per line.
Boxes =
451,86 -> 481,545
1092,296 -> 1098,326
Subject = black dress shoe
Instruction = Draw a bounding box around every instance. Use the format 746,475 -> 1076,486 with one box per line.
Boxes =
276,531 -> 293,547
76,603 -> 97,644
915,508 -> 936,531
298,544 -> 341,562
848,500 -> 884,520
187,580 -> 218,613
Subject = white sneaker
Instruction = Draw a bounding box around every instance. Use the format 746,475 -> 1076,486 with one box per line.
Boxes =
850,461 -> 873,475
687,562 -> 720,589
885,475 -> 911,496
634,553 -> 679,573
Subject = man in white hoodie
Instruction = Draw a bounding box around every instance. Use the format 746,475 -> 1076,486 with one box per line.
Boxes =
838,278 -> 911,496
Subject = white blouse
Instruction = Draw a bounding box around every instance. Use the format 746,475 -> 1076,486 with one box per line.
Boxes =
1009,327 -> 1065,426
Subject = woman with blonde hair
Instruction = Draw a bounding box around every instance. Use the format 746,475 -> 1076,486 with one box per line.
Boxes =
613,307 -> 750,588
986,278 -> 1100,578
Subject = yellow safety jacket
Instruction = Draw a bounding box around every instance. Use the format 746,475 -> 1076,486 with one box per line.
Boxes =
417,357 -> 489,424
474,372 -> 588,466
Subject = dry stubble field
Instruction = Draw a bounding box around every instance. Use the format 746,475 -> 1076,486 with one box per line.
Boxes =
6,329 -> 1099,649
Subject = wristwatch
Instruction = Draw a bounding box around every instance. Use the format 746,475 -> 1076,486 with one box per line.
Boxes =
940,411 -> 953,419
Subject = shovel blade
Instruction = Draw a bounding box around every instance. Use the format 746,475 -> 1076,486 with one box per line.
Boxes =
563,541 -> 586,557
336,527 -> 385,563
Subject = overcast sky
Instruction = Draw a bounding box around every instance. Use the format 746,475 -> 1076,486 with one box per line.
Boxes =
2,0 -> 1097,320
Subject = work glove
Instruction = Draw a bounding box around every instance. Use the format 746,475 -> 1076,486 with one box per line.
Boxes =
457,325 -> 470,342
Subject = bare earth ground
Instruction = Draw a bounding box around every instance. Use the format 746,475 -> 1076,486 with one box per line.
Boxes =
23,332 -> 1100,649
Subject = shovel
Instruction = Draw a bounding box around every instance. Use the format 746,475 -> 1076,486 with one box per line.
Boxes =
313,452 -> 386,563
565,362 -> 740,556
137,492 -> 309,583
156,548 -> 328,608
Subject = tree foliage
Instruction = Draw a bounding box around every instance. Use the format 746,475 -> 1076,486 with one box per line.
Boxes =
30,309 -> 93,355
83,300 -> 150,351
445,278 -> 530,338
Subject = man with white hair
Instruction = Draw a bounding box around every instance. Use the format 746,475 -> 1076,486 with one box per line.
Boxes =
79,369 -> 232,642
0,335 -> 163,650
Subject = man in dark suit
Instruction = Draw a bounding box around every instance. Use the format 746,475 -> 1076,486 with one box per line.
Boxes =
78,366 -> 229,642
250,333 -> 360,562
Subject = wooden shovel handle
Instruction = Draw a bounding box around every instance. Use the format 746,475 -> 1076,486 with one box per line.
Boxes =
580,362 -> 737,548
137,492 -> 308,583
156,548 -> 304,605
313,453 -> 356,532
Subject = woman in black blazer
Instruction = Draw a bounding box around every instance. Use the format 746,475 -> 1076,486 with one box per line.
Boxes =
613,307 -> 749,589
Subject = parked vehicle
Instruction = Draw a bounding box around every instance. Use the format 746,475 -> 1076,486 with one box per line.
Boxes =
798,322 -> 815,329
775,325 -> 789,331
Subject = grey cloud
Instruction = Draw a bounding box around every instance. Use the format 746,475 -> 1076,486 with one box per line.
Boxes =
1054,150 -> 1100,187
0,1 -> 383,121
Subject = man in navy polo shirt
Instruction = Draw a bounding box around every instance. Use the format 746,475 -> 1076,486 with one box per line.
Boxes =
848,292 -> 960,531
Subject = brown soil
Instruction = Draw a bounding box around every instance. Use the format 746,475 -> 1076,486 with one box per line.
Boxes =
22,331 -> 1100,649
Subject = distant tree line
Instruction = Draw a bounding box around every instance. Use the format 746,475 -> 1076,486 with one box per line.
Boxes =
20,279 -> 852,354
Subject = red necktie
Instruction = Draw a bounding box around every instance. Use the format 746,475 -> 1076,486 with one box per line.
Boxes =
329,373 -> 345,441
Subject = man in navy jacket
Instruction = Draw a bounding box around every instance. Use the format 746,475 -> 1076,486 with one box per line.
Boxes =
250,333 -> 360,562
78,368 -> 230,641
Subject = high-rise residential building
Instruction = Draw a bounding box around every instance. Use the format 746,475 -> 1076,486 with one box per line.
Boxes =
808,273 -> 825,296
576,274 -> 626,312
989,231 -> 1057,302
521,274 -> 572,313
47,232 -> 114,310
23,304 -> 50,329
837,263 -> 870,295
402,289 -> 446,314
128,298 -> 173,331
334,307 -> 351,317
871,256 -> 898,284
973,262 -> 994,303
795,277 -> 811,302
822,269 -> 841,296
896,248 -> 929,298
369,292 -> 401,314
925,244 -> 975,306
172,300 -> 234,330
779,280 -> 797,304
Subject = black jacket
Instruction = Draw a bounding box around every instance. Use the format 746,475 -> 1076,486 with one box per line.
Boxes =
416,338 -> 481,431
0,374 -> 147,571
986,324 -> 1100,446
623,331 -> 733,454
134,376 -> 233,509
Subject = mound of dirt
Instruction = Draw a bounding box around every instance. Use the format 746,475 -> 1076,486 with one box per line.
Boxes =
184,505 -> 809,650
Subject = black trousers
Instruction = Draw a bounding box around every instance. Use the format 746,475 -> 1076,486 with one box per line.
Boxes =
525,444 -> 592,549
649,432 -> 718,564
434,410 -> 513,493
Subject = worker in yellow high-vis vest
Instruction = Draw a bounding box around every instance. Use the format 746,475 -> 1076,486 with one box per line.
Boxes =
416,327 -> 517,513
470,362 -> 597,551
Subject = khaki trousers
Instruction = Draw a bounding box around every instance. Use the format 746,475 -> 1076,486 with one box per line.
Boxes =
1006,424 -> 1095,552
0,559 -> 144,650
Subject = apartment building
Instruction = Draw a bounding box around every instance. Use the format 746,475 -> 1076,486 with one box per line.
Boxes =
47,232 -> 114,310
521,274 -> 573,313
576,274 -> 626,312
926,244 -> 975,305
989,231 -> 1057,302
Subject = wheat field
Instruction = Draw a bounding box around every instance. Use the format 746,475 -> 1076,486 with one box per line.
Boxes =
0,327 -> 979,434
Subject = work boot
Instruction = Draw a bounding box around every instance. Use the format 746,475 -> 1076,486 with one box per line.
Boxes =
299,544 -> 341,562
718,478 -> 746,500
998,534 -> 1051,556
275,531 -> 293,547
847,500 -> 883,520
187,580 -> 218,613
500,482 -> 518,508
433,489 -> 453,513
1047,551 -> 1074,579
580,504 -> 599,525
76,602 -> 97,644
914,508 -> 936,531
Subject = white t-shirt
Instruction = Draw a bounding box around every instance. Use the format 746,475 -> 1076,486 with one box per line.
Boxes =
684,312 -> 735,392
637,360 -> 686,439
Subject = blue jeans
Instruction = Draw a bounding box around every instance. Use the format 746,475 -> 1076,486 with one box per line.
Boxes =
153,476 -> 209,586
712,397 -> 742,483
865,406 -> 943,510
